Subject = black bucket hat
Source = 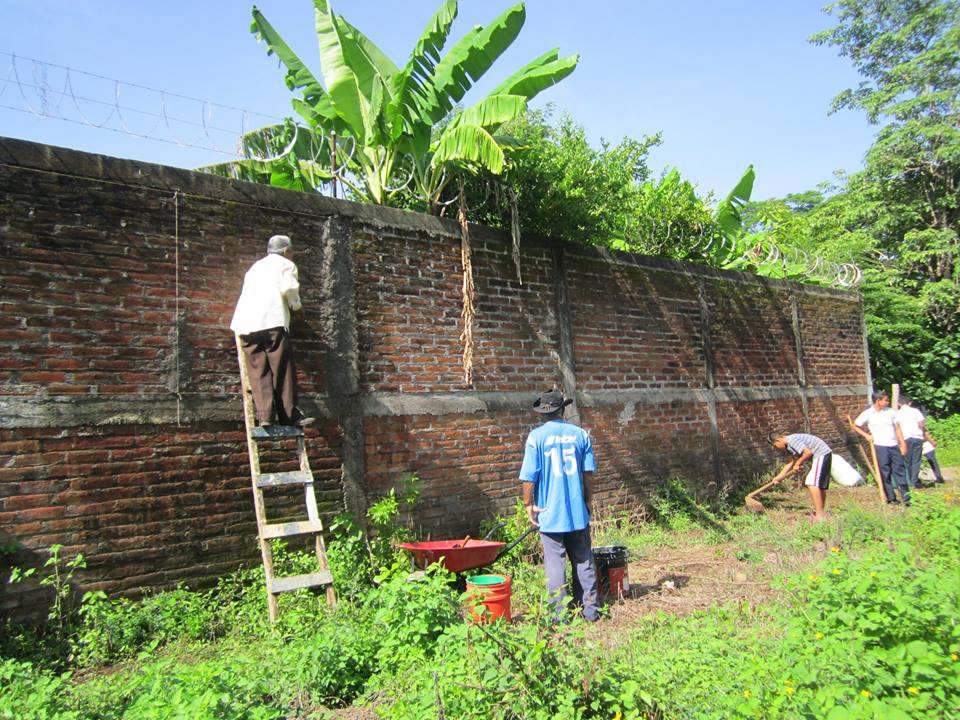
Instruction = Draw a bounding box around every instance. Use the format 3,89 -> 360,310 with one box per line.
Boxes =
533,389 -> 573,414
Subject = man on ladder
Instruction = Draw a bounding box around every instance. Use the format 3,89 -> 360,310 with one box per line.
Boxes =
231,234 -> 313,428
230,234 -> 332,621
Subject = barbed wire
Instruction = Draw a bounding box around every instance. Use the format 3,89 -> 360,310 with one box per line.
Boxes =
0,51 -> 283,157
687,227 -> 862,288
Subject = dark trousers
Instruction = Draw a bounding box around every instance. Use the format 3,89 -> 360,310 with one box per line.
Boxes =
903,438 -> 924,488
875,444 -> 910,504
924,450 -> 944,483
540,527 -> 599,621
240,327 -> 298,425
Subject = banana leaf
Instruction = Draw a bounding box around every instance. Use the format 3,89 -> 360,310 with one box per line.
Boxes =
313,0 -> 370,140
447,94 -> 527,132
491,49 -> 580,101
251,8 -> 335,120
424,3 -> 526,125
432,123 -> 506,174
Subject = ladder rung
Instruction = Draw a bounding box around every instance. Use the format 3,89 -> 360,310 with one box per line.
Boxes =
251,425 -> 304,439
269,570 -> 333,594
262,520 -> 325,539
256,470 -> 314,488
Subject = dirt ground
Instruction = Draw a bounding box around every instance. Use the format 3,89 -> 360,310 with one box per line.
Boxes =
588,468 -> 958,645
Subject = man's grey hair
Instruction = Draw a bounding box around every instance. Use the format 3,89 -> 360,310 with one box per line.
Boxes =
267,234 -> 292,254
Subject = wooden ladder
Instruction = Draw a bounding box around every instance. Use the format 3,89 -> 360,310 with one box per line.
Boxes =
235,336 -> 335,621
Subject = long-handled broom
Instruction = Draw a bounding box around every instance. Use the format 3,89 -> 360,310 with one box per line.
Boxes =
744,478 -> 779,513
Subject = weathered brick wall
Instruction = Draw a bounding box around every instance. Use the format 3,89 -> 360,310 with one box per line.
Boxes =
0,137 -> 870,618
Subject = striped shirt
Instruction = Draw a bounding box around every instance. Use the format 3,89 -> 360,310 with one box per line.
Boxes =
786,433 -> 832,458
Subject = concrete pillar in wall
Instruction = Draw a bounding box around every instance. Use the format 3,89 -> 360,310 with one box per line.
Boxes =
315,215 -> 367,520
552,245 -> 580,424
789,294 -> 811,433
697,278 -> 723,488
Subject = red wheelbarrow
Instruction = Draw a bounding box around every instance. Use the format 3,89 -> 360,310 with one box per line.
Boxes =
397,525 -> 537,574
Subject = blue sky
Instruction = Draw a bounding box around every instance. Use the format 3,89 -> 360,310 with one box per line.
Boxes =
0,1 -> 877,201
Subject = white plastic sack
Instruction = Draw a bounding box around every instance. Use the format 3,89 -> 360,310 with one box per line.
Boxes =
831,454 -> 864,487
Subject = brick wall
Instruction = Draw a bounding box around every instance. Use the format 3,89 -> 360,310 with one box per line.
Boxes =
0,137 -> 870,619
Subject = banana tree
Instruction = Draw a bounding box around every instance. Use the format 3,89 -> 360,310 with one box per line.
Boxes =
202,0 -> 578,209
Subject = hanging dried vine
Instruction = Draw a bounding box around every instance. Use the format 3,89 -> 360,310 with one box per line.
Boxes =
458,178 -> 476,386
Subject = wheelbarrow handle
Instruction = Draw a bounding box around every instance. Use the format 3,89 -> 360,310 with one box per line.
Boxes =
482,520 -> 507,540
494,525 -> 538,561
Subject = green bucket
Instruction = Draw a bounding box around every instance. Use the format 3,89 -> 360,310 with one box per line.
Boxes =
467,574 -> 507,586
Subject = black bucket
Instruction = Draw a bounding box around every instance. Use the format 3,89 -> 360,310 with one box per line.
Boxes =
593,545 -> 629,599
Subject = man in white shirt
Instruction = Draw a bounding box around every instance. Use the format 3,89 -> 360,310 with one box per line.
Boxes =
896,396 -> 932,489
852,391 -> 909,506
230,235 -> 311,428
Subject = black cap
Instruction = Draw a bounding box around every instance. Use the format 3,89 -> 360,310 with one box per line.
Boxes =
533,389 -> 573,414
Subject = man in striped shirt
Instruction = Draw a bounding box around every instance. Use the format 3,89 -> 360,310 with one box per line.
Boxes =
768,432 -> 833,521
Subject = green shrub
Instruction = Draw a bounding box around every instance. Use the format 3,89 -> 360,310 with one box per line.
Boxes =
927,413 -> 960,466
282,610 -> 380,708
366,562 -> 461,673
119,656 -> 280,720
327,474 -> 421,602
0,659 -> 79,720
652,478 -> 730,540
378,613 -> 636,720
74,587 -> 218,667
607,494 -> 960,719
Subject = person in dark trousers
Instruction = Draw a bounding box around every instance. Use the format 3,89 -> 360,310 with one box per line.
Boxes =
896,396 -> 936,489
230,234 -> 312,428
519,388 -> 599,622
853,391 -> 910,506
768,432 -> 833,520
923,440 -> 946,485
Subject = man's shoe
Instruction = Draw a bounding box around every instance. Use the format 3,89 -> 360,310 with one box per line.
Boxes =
289,408 -> 315,427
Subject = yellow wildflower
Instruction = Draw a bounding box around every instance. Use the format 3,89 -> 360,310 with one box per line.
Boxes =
815,632 -> 824,640
613,712 -> 622,720
808,574 -> 819,582
743,690 -> 751,698
830,546 -> 840,553
951,653 -> 959,662
832,568 -> 842,575
860,690 -> 871,698
786,686 -> 795,696
908,687 -> 920,695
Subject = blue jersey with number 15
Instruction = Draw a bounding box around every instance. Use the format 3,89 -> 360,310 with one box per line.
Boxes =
519,420 -> 596,533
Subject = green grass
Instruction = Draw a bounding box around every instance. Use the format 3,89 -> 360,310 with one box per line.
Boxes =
3,480 -> 959,719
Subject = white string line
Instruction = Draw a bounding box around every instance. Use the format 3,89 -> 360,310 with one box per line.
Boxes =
174,189 -> 182,427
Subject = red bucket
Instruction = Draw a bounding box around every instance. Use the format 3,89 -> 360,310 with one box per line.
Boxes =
465,574 -> 512,624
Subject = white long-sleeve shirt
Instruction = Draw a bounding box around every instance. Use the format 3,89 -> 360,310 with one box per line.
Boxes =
229,253 -> 302,335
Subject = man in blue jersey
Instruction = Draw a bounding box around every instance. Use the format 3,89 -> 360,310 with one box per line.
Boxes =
519,389 -> 599,622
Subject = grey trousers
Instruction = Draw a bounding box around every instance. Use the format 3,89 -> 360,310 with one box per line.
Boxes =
540,527 -> 599,621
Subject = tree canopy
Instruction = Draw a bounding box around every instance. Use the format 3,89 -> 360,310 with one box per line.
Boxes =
800,0 -> 960,413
